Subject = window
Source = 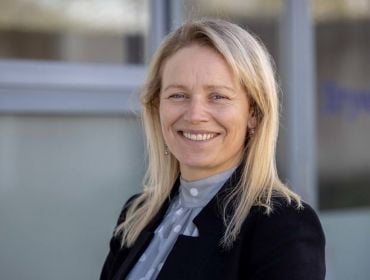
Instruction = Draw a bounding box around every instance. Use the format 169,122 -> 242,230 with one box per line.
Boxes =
0,0 -> 149,64
314,0 -> 370,209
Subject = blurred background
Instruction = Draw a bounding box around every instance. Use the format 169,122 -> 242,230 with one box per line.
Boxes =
0,0 -> 369,279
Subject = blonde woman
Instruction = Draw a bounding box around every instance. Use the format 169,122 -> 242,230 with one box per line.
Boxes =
100,19 -> 325,280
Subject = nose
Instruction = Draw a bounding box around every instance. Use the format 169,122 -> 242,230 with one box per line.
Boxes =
183,97 -> 209,124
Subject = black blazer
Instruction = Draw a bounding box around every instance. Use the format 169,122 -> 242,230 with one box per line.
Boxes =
100,170 -> 326,280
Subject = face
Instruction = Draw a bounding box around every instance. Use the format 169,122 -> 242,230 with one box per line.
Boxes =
159,44 -> 256,181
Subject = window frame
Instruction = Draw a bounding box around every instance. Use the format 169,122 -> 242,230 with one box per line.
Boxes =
0,0 -> 182,115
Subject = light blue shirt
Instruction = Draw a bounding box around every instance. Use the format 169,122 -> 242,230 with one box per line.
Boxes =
126,167 -> 237,280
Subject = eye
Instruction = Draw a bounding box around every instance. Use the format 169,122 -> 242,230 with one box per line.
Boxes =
210,93 -> 229,100
168,93 -> 187,100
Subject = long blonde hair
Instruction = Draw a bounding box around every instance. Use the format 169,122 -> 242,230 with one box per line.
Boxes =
115,18 -> 301,248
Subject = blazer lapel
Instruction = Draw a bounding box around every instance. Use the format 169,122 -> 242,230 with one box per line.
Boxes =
112,231 -> 153,280
156,204 -> 225,280
113,180 -> 181,280
156,166 -> 243,279
194,164 -> 242,236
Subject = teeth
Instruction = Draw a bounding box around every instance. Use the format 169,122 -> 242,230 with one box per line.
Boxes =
183,132 -> 216,141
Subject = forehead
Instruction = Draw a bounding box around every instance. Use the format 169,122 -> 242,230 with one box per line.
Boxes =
161,44 -> 237,87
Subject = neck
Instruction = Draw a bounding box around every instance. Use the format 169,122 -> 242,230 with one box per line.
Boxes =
180,164 -> 239,182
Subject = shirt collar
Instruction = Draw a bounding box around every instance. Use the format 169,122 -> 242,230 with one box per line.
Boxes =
179,166 -> 237,208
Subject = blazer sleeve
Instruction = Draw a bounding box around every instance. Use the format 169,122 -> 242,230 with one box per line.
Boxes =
246,201 -> 326,280
100,194 -> 141,280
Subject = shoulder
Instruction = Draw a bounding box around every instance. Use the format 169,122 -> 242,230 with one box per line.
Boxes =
249,198 -> 325,249
116,193 -> 142,225
242,198 -> 326,279
259,198 -> 323,236
100,193 -> 142,280
256,198 -> 322,229
108,193 -> 142,253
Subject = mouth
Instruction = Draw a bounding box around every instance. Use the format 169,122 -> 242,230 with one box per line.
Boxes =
180,131 -> 218,141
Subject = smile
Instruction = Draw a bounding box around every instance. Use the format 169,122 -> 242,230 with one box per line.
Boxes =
182,131 -> 217,141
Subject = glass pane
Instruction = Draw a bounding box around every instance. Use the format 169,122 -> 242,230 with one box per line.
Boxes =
0,0 -> 149,64
186,0 -> 283,62
314,0 -> 370,210
0,115 -> 145,279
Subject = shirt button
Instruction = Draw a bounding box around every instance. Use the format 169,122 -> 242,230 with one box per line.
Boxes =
173,225 -> 182,233
175,208 -> 184,215
190,187 -> 199,196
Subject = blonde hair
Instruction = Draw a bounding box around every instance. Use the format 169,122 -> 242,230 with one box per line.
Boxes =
115,18 -> 301,248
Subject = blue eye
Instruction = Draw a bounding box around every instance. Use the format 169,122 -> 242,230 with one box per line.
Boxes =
211,93 -> 227,100
214,95 -> 225,99
169,93 -> 186,99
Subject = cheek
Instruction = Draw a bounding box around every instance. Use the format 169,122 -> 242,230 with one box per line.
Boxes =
158,107 -> 169,138
158,107 -> 164,126
227,115 -> 249,140
159,108 -> 170,130
160,104 -> 182,125
159,106 -> 179,141
220,107 -> 248,129
159,102 -> 170,123
159,111 -> 169,138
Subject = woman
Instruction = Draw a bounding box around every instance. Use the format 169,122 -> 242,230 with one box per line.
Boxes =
100,19 -> 326,280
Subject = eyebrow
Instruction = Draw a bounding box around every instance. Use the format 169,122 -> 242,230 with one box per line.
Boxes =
162,84 -> 187,92
205,85 -> 235,92
162,84 -> 235,92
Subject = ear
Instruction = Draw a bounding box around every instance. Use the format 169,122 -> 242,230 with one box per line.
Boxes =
247,110 -> 257,130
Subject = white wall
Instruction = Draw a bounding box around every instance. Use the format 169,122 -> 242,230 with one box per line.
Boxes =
0,115 -> 145,280
321,208 -> 370,280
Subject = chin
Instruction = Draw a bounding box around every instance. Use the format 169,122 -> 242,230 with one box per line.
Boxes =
179,160 -> 221,173
177,156 -> 213,168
